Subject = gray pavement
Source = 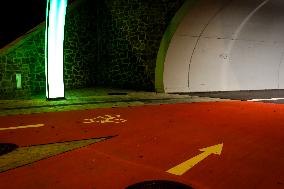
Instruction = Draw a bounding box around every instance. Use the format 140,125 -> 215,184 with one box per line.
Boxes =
0,88 -> 229,116
177,89 -> 284,101
4,88 -> 284,117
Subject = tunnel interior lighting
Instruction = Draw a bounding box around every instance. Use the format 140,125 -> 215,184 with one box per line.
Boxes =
45,0 -> 68,99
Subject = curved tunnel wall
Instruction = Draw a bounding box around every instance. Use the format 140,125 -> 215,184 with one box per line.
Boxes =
163,0 -> 284,92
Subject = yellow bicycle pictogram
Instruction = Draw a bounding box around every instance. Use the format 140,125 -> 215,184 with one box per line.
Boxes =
83,115 -> 127,124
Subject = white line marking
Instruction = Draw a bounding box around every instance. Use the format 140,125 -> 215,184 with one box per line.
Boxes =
248,98 -> 284,102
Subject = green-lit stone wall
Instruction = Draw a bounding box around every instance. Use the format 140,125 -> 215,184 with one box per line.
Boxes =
0,28 -> 45,99
0,0 -> 184,99
64,0 -> 98,89
0,0 -> 98,99
95,0 -> 184,90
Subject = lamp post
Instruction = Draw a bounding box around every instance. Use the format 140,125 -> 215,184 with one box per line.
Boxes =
45,0 -> 68,100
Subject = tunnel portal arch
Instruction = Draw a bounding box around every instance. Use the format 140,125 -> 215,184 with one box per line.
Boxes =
158,0 -> 284,93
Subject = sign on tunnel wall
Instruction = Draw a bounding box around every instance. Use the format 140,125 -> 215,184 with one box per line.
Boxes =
163,0 -> 284,92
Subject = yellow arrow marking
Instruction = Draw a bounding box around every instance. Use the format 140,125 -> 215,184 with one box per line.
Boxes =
167,143 -> 223,176
0,124 -> 45,131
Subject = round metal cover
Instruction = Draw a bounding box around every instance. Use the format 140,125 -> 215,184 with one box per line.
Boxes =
125,180 -> 194,189
0,143 -> 19,156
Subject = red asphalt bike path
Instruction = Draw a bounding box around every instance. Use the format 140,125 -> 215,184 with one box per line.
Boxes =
1,101 -> 284,188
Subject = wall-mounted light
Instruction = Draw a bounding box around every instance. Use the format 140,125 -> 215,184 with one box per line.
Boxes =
16,73 -> 22,89
45,0 -> 68,100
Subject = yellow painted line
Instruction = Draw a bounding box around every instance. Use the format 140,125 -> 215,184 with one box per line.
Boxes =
167,143 -> 223,176
0,124 -> 45,131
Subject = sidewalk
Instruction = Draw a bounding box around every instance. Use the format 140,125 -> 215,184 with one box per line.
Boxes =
0,88 -> 228,116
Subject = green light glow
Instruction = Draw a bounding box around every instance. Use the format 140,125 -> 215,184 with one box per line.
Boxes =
45,0 -> 68,99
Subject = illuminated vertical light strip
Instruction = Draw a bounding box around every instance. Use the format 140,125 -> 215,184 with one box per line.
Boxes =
45,0 -> 68,99
45,0 -> 50,98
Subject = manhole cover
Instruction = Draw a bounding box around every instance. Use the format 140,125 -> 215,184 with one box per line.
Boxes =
125,180 -> 194,189
0,143 -> 19,156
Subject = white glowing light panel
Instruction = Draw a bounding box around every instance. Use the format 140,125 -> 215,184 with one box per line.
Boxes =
45,0 -> 68,99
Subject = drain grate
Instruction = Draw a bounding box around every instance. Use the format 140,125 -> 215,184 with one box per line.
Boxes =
107,92 -> 128,95
125,180 -> 194,189
0,143 -> 19,156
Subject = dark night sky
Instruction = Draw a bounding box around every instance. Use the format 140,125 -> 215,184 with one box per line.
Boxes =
0,1 -> 46,48
0,0 -> 76,48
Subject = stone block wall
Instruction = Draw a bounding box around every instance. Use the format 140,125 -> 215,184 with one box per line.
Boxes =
0,28 -> 45,99
95,0 -> 184,91
64,0 -> 98,89
0,0 -> 98,99
0,0 -> 184,99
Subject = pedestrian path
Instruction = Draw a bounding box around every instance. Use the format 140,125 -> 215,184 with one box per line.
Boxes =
0,88 -> 228,116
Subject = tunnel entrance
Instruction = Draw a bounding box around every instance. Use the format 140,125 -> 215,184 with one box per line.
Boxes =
163,0 -> 284,93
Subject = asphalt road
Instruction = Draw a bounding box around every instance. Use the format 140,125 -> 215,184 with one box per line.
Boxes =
1,101 -> 284,189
